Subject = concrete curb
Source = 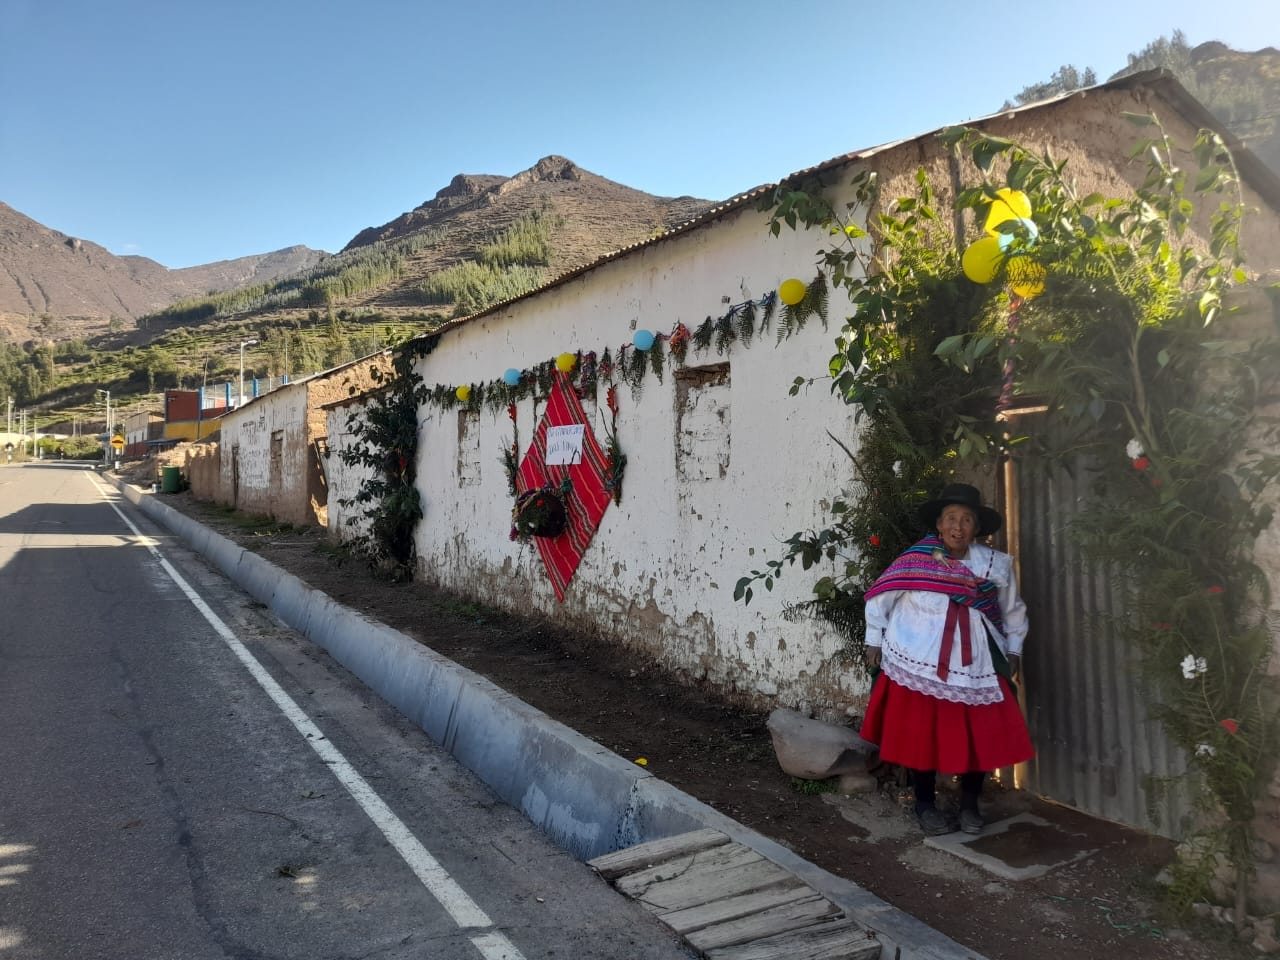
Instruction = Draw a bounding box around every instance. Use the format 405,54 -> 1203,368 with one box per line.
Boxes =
115,482 -> 985,960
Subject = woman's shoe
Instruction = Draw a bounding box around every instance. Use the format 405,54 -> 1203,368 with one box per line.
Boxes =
959,807 -> 984,835
915,805 -> 956,836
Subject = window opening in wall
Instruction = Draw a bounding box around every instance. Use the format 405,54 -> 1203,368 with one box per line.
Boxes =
457,408 -> 481,486
674,363 -> 730,482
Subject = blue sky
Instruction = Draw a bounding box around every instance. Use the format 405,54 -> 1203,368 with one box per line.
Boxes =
0,0 -> 1273,268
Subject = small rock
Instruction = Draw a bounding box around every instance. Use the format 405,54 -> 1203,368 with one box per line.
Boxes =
1255,839 -> 1276,864
1164,928 -> 1192,942
766,709 -> 875,780
1192,902 -> 1214,919
1154,867 -> 1173,886
984,882 -> 1011,897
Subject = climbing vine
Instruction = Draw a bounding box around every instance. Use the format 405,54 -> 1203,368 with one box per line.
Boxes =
336,334 -> 438,581
734,167 -> 1007,645
738,115 -> 1280,915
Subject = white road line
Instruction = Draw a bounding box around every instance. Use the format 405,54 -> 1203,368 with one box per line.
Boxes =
88,476 -> 527,960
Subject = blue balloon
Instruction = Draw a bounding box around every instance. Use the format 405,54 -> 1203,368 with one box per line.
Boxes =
996,217 -> 1039,253
503,368 -> 521,386
632,329 -> 655,351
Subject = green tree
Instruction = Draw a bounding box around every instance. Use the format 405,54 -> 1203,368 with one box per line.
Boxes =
1113,29 -> 1194,77
1003,64 -> 1098,108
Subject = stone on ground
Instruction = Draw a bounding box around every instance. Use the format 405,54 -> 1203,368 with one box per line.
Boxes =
766,709 -> 874,781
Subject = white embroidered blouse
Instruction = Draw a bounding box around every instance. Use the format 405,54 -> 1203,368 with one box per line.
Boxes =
865,543 -> 1028,705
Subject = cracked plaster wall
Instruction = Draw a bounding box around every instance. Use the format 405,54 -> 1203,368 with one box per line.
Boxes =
216,383 -> 313,525
404,198 -> 870,718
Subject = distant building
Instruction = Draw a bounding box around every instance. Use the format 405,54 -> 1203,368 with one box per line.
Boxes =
163,389 -> 229,442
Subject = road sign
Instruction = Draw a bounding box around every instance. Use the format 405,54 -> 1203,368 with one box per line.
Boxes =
110,436 -> 125,451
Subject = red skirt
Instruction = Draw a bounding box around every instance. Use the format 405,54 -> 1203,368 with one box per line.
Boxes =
859,674 -> 1033,774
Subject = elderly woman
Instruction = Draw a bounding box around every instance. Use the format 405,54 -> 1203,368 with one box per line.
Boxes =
858,483 -> 1032,836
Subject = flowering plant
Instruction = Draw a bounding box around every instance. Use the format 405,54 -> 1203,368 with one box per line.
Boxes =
510,481 -> 570,542
736,117 -> 1280,919
602,386 -> 627,505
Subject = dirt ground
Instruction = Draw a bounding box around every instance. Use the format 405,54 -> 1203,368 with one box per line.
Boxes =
137,479 -> 1256,960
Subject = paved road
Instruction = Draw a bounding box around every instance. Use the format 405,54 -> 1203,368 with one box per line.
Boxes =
0,462 -> 692,960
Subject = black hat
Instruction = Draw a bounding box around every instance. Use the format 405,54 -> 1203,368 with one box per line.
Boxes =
919,483 -> 1002,537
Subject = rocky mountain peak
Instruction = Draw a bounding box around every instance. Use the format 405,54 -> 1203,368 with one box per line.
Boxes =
529,156 -> 582,181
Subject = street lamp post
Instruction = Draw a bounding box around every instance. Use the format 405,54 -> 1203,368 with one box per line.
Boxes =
95,389 -> 112,461
239,339 -> 258,407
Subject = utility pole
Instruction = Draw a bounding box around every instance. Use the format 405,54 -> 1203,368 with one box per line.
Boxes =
96,389 -> 112,460
6,396 -> 12,436
239,338 -> 258,408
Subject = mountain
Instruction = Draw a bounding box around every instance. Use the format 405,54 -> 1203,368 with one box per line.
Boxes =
1111,38 -> 1280,176
1179,42 -> 1280,176
342,154 -> 711,275
0,201 -> 325,342
0,156 -> 715,426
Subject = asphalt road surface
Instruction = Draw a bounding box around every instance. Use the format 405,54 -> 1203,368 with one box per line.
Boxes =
0,462 -> 693,960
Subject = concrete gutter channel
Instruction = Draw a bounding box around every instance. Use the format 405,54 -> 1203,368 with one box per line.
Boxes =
116,480 -> 984,960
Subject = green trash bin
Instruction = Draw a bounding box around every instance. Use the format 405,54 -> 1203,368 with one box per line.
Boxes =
160,466 -> 182,493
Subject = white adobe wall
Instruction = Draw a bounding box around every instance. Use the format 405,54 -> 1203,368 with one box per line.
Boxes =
408,193 -> 872,716
325,400 -> 380,542
216,382 -> 312,523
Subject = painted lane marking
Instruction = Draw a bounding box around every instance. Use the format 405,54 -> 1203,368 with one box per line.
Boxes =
87,476 -> 526,960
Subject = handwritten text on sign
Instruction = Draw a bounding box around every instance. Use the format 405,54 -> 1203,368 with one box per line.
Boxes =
545,424 -> 585,465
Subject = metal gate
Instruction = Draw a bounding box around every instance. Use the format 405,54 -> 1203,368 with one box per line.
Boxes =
1001,410 -> 1192,838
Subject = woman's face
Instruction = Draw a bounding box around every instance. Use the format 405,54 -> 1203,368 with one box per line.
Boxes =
936,504 -> 979,557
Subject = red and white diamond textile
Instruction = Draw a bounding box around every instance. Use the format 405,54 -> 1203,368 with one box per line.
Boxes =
515,373 -> 611,601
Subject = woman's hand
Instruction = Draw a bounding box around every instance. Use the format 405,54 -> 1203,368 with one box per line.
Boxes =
1007,653 -> 1021,680
865,646 -> 882,670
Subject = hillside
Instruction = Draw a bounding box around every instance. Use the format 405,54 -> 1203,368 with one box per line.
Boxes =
0,201 -> 325,342
1111,38 -> 1280,175
0,156 -> 712,434
1181,42 -> 1280,175
301,154 -> 710,319
130,155 -> 712,340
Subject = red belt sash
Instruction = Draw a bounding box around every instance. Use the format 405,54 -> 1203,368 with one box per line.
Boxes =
937,601 -> 974,680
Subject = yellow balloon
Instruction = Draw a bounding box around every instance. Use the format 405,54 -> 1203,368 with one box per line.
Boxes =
555,352 -> 577,373
455,385 -> 471,402
983,189 -> 1033,235
1007,257 -> 1046,299
961,236 -> 1004,284
778,278 -> 806,306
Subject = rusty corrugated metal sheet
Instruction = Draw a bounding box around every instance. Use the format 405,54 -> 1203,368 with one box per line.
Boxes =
1006,412 -> 1192,838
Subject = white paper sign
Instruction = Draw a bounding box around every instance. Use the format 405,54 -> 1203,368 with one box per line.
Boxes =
545,424 -> 585,465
